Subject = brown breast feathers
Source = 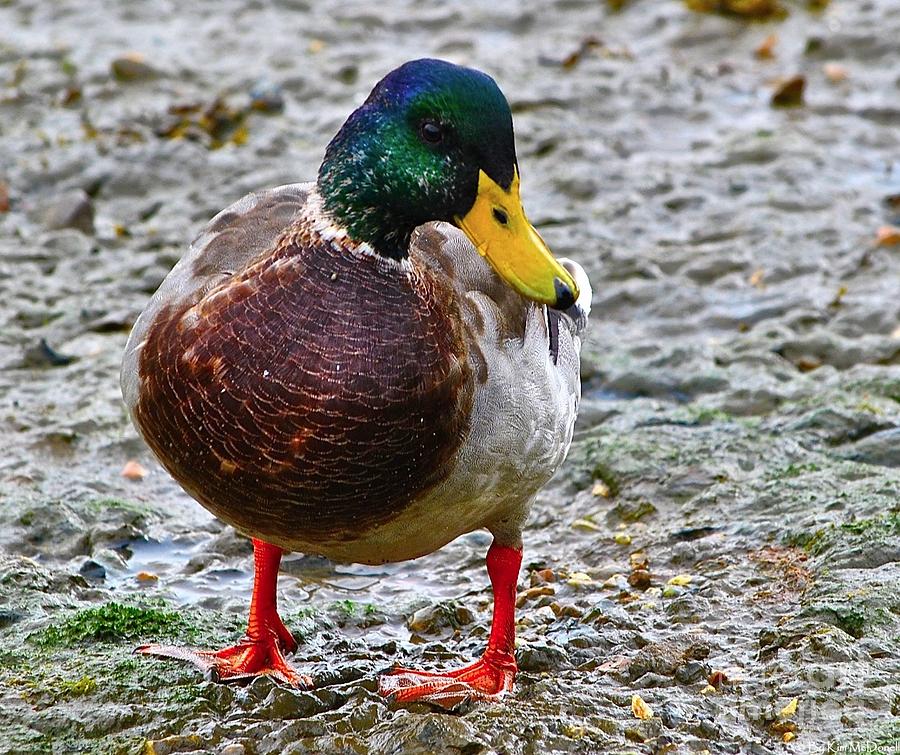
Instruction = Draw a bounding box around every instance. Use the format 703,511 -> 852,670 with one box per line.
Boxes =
133,220 -> 474,543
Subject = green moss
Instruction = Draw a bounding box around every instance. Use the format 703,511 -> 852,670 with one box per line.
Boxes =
785,512 -> 899,556
610,499 -> 657,522
82,498 -> 153,517
784,528 -> 828,553
840,512 -> 900,537
31,602 -> 192,647
682,405 -> 733,425
821,605 -> 867,638
58,674 -> 97,696
773,462 -> 822,479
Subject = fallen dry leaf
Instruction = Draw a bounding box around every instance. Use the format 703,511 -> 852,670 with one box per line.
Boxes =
592,479 -> 611,497
823,62 -> 848,83
708,670 -> 729,688
561,36 -> 603,69
614,532 -> 632,545
631,694 -> 654,720
783,732 -> 796,743
0,181 -> 8,213
597,656 -> 631,674
136,571 -> 158,582
779,697 -> 799,717
572,518 -> 602,532
755,34 -> 777,59
629,552 -> 649,570
121,460 -> 148,480
771,75 -> 805,107
667,574 -> 693,586
567,571 -> 593,587
749,268 -> 765,288
875,225 -> 900,246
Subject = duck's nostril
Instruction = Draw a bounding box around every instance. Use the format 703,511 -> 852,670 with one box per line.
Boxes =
492,207 -> 509,226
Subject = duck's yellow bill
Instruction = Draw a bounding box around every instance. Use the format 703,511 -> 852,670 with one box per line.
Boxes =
455,169 -> 579,310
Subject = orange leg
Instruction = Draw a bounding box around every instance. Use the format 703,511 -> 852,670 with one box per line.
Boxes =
138,538 -> 310,687
379,541 -> 521,708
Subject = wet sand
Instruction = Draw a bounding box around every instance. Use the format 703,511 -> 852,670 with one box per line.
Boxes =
1,1 -> 899,753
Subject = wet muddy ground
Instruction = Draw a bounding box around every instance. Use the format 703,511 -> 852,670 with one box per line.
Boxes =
1,1 -> 899,753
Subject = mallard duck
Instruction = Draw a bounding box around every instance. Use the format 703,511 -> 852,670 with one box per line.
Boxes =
121,58 -> 591,707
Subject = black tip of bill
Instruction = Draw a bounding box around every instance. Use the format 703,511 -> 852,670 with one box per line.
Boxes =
552,277 -> 576,311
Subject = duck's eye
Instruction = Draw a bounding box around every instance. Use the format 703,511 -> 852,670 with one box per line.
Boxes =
419,119 -> 444,145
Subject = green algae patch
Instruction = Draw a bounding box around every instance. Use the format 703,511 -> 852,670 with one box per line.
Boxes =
59,674 -> 98,696
82,497 -> 156,517
785,512 -> 900,556
802,579 -> 898,639
32,602 -> 193,647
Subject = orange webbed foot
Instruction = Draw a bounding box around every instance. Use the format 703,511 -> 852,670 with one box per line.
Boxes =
379,650 -> 516,708
137,636 -> 311,687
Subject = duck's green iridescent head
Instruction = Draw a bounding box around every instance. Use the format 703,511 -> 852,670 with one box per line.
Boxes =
317,58 -> 578,310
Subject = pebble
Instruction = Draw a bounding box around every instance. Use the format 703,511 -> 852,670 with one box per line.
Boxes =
111,53 -> 158,81
38,189 -> 95,234
517,640 -> 568,672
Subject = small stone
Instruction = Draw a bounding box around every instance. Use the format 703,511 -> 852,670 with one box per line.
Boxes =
407,601 -> 474,634
535,605 -> 557,623
517,640 -> 567,671
516,585 -> 555,607
249,80 -> 285,113
876,225 -> 900,246
771,75 -> 805,107
823,62 -> 848,83
0,609 -> 23,629
675,661 -> 706,684
628,570 -> 651,590
602,574 -> 629,590
567,571 -> 593,587
39,189 -> 94,234
614,533 -> 632,546
121,460 -> 148,480
531,568 -> 556,585
79,559 -> 106,581
111,53 -> 158,81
